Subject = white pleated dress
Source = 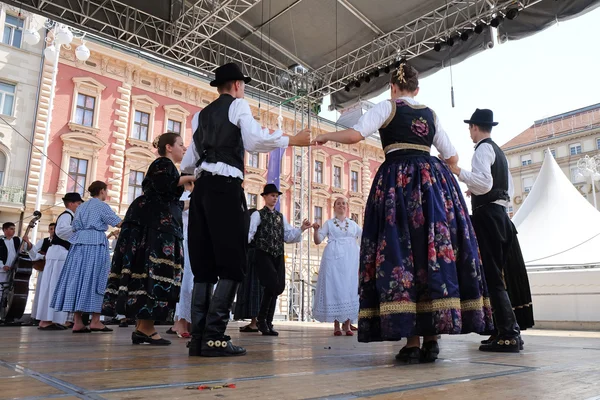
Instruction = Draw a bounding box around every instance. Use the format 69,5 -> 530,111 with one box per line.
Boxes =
313,218 -> 362,323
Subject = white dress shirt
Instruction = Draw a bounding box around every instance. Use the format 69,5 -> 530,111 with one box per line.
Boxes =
180,98 -> 290,179
45,209 -> 74,261
351,97 -> 457,159
248,210 -> 303,244
29,238 -> 47,261
458,139 -> 514,208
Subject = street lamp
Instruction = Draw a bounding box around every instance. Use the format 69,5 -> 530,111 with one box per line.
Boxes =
576,154 -> 600,210
22,20 -> 90,241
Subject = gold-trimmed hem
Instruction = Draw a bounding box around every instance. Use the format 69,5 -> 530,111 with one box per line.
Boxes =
359,297 -> 492,319
149,256 -> 182,270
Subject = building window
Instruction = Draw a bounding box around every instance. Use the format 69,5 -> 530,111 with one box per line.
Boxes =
570,143 -> 582,156
0,150 -> 5,184
2,15 -> 24,48
167,119 -> 181,134
351,170 -> 359,192
0,82 -> 16,116
67,157 -> 88,196
314,206 -> 323,225
520,154 -> 532,166
333,166 -> 342,188
295,155 -> 302,178
570,167 -> 584,183
314,161 -> 323,184
127,170 -> 145,203
247,193 -> 258,209
597,138 -> 600,150
507,206 -> 514,218
351,212 -> 359,223
132,111 -> 150,141
544,148 -> 556,158
522,176 -> 534,193
247,152 -> 259,168
75,94 -> 96,127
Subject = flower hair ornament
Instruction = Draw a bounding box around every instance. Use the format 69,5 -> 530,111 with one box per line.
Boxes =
396,63 -> 407,84
152,134 -> 161,149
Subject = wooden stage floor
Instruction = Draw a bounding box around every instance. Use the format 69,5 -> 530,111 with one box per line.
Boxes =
1,321 -> 600,400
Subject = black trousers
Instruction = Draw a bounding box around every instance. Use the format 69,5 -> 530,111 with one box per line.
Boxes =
188,173 -> 249,283
255,250 -> 285,323
471,203 -> 520,337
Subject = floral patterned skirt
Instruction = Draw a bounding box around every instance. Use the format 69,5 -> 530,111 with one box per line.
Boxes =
358,152 -> 494,342
102,221 -> 183,321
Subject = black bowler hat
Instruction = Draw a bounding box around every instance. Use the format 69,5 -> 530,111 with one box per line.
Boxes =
464,108 -> 499,126
261,183 -> 282,196
210,62 -> 252,87
62,192 -> 84,203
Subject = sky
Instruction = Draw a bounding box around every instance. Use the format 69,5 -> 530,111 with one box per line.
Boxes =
319,6 -> 600,171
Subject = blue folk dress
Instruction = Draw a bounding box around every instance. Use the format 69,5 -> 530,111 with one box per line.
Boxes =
51,197 -> 121,313
358,98 -> 494,342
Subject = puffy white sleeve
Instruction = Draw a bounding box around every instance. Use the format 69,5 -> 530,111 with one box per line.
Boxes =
352,100 -> 392,138
431,114 -> 457,159
54,213 -> 74,240
180,111 -> 200,174
317,219 -> 330,243
28,238 -> 45,261
248,212 -> 261,243
458,143 -> 495,195
232,99 -> 289,152
283,218 -> 302,243
353,220 -> 363,240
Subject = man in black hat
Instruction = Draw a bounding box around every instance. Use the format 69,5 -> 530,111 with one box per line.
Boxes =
448,109 -> 532,353
181,62 -> 311,357
36,192 -> 83,330
248,184 -> 311,336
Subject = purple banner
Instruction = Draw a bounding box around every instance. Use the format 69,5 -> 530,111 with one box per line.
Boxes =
266,148 -> 285,211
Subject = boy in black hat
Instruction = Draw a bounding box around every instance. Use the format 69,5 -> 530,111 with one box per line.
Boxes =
448,109 -> 533,353
181,63 -> 311,357
248,184 -> 312,336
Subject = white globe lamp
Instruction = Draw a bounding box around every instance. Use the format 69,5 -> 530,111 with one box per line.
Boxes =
75,43 -> 90,61
44,45 -> 57,63
54,24 -> 73,46
23,28 -> 41,45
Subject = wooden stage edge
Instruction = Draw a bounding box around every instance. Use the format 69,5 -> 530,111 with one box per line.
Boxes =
1,321 -> 600,400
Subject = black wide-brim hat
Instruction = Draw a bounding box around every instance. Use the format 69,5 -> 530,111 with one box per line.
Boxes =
464,108 -> 499,126
62,192 -> 84,203
261,183 -> 282,196
210,62 -> 252,87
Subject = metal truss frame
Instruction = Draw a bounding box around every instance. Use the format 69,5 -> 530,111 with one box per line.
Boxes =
5,0 -> 543,102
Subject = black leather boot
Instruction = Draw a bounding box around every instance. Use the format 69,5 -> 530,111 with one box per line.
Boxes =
257,291 -> 274,335
188,282 -> 214,356
265,294 -> 279,336
479,291 -> 521,353
200,279 -> 246,357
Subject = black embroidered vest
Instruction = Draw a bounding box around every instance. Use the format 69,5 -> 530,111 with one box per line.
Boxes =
40,237 -> 52,254
254,207 -> 285,257
193,94 -> 244,173
51,211 -> 73,250
378,99 -> 436,155
471,138 -> 510,210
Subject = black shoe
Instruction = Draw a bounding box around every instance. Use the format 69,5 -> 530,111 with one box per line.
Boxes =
257,319 -> 277,336
479,336 -> 520,353
119,321 -> 129,328
481,335 -> 496,345
267,322 -> 279,336
131,330 -> 171,346
420,341 -> 439,363
200,279 -> 246,357
188,282 -> 214,357
395,346 -> 422,364
201,334 -> 246,357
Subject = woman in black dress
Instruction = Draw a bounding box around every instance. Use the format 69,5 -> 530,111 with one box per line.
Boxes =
103,132 -> 195,345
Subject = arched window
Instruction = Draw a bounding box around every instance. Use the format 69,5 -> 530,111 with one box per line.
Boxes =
0,150 -> 6,185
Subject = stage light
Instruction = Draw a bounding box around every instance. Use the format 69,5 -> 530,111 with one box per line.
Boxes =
506,8 -> 519,20
354,80 -> 361,88
446,37 -> 455,47
364,74 -> 371,83
373,69 -> 380,78
434,43 -> 442,52
474,23 -> 484,34
461,31 -> 470,41
384,65 -> 390,74
344,84 -> 351,92
394,60 -> 401,68
490,16 -> 504,28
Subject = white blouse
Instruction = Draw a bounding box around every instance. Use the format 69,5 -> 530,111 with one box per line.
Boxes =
352,96 -> 457,160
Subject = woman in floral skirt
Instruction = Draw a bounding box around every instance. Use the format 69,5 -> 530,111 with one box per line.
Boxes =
103,132 -> 194,345
312,62 -> 493,363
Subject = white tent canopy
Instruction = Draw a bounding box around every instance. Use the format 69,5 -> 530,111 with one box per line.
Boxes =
512,151 -> 600,267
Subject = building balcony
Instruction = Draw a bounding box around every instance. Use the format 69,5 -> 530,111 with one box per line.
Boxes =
0,186 -> 25,210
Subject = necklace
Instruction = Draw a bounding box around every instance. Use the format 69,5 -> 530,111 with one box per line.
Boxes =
333,217 -> 349,232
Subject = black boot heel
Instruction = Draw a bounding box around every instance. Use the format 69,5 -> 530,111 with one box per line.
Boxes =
395,347 -> 422,364
420,341 -> 440,363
